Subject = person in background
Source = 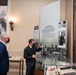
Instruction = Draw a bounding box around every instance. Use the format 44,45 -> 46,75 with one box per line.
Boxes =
24,39 -> 43,75
0,34 -> 10,75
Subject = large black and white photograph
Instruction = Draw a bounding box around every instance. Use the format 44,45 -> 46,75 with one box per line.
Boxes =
58,21 -> 67,48
36,0 -> 60,70
58,30 -> 66,47
0,6 -> 7,38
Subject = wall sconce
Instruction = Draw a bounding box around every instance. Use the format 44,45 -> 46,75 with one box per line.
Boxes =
9,20 -> 14,31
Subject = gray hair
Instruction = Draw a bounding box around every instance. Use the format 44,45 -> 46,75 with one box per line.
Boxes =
1,34 -> 9,40
1,34 -> 5,40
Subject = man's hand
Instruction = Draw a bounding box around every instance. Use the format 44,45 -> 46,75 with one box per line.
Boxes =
32,54 -> 36,58
39,45 -> 43,48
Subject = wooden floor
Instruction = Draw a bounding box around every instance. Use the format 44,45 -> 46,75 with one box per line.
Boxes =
8,69 -> 44,75
8,72 -> 19,75
34,69 -> 44,75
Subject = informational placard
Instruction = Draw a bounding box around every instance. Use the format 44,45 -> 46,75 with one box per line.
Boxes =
34,26 -> 44,70
34,26 -> 39,48
58,21 -> 67,61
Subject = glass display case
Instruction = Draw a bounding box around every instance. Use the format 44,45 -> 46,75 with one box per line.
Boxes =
36,54 -> 76,75
44,56 -> 76,75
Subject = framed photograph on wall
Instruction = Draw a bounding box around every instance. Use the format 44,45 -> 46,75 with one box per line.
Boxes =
58,30 -> 66,46
0,6 -> 7,39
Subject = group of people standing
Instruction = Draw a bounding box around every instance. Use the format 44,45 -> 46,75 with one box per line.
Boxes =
0,34 -> 43,75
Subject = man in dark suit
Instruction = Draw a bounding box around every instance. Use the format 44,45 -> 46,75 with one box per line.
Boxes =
0,34 -> 10,75
24,39 -> 43,75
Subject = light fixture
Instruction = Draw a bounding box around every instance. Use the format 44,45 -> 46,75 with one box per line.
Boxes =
9,20 -> 14,31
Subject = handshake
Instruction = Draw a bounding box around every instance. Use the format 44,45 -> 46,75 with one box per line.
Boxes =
32,54 -> 36,58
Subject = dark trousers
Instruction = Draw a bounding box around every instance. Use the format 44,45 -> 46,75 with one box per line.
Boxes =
26,66 -> 35,75
0,73 -> 7,75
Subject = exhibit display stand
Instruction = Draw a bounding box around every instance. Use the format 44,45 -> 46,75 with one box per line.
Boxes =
9,56 -> 24,75
33,0 -> 76,75
44,56 -> 76,75
58,21 -> 67,61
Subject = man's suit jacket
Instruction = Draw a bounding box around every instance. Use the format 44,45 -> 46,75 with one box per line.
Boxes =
24,46 -> 42,67
0,42 -> 9,73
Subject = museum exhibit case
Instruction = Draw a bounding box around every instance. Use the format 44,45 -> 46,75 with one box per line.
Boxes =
44,55 -> 76,75
35,55 -> 76,75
